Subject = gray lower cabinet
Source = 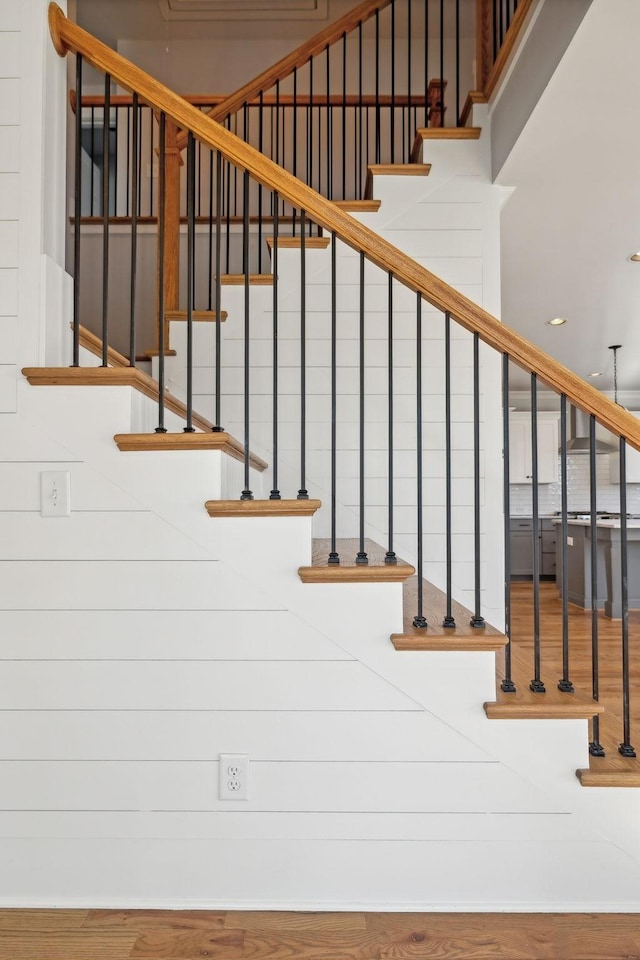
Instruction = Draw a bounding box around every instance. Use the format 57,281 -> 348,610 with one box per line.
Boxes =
510,517 -> 556,580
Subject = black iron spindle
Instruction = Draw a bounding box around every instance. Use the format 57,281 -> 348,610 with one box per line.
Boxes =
407,0 -> 412,153
423,0 -> 428,127
439,0 -> 444,129
241,170 -> 253,500
258,92 -> 264,273
342,33 -> 347,199
443,313 -> 456,627
391,0 -> 396,162
293,68 -> 298,232
184,131 -> 196,433
375,9 -> 380,164
72,54 -> 82,367
329,233 -> 340,564
356,251 -> 368,564
101,73 -> 111,366
90,105 -> 94,216
125,104 -> 130,218
308,61 -> 313,192
455,0 -> 460,126
298,211 -> 309,500
270,192 -> 281,500
588,415 -> 604,755
386,271 -> 396,565
326,45 -> 331,199
413,293 -> 427,627
619,439 -> 636,757
501,353 -> 516,691
470,333 -> 485,627
128,92 -> 139,367
155,112 -> 167,434
358,22 -> 363,196
529,373 -> 544,690
558,395 -> 573,691
213,150 -> 223,432
149,105 -> 154,216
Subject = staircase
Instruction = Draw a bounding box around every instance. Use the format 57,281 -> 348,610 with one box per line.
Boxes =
3,0 -> 640,909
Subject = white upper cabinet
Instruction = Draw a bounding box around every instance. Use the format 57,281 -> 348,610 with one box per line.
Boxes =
509,413 -> 559,485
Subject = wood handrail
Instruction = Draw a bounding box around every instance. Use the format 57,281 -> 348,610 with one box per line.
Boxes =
172,0 -> 394,149
75,93 -> 428,110
48,2 -> 640,452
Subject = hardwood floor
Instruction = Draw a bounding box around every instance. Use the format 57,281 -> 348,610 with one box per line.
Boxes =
506,581 -> 640,774
0,909 -> 639,959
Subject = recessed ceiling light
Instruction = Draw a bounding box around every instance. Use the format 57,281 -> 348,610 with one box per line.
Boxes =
630,252 -> 640,261
546,317 -> 567,326
588,371 -> 602,377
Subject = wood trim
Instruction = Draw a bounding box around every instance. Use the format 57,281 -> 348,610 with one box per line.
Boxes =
576,769 -> 640,788
392,634 -> 507,652
205,499 -> 322,518
483,0 -> 537,102
265,237 -> 330,250
22,365 -> 267,471
333,200 -> 381,213
49,4 -> 640,454
113,433 -> 267,473
165,310 -> 228,322
484,700 -> 605,720
175,0 -> 395,147
298,564 -> 415,584
460,91 -> 488,128
220,274 -> 274,285
416,127 -> 482,140
77,93 -> 427,110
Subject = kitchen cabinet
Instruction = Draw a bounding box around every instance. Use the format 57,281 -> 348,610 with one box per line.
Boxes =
510,517 -> 556,580
509,413 -> 559,484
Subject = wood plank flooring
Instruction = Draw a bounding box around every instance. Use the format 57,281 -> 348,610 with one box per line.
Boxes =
505,581 -> 640,774
1,909 -> 639,959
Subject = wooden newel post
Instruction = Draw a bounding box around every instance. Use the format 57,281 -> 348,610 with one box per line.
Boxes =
476,0 -> 492,93
158,118 -> 183,351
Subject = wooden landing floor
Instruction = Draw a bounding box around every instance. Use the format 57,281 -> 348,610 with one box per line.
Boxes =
1,908 -> 640,958
507,581 -> 640,774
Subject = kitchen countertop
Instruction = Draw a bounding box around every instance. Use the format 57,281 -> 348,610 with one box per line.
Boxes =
551,518 -> 640,528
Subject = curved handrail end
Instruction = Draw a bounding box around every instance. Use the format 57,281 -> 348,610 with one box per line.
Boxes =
49,2 -> 69,57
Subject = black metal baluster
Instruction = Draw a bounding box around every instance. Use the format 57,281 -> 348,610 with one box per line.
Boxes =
293,67 -> 298,233
501,353 -> 516,691
407,0 -> 412,153
184,131 -> 196,433
207,145 -> 213,313
326,44 -> 331,199
493,0 -> 498,62
309,60 -> 313,191
558,395 -> 573,691
72,54 -> 82,367
128,92 -> 139,367
298,210 -> 308,500
391,0 -> 396,162
329,233 -> 340,564
356,251 -> 368,564
619,440 -> 636,757
443,312 -> 455,627
125,104 -> 130,218
439,0 -> 444,129
424,0 -> 428,127
341,33 -> 347,199
413,293 -> 427,627
588,415 -> 604,755
101,73 -> 111,366
375,9 -> 380,164
213,150 -> 223,432
149,104 -> 154,217
270,192 -> 281,500
386,272 -> 396,565
358,22 -> 363,196
225,119 -> 231,274
90,105 -> 94,216
137,107 -> 142,217
155,112 -> 167,434
111,100 -> 118,214
470,333 -> 485,627
529,373 -> 544,690
455,0 -> 460,126
258,92 -> 264,273
241,170 -> 253,500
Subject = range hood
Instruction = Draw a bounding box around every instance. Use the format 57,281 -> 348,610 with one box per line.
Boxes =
564,407 -> 617,454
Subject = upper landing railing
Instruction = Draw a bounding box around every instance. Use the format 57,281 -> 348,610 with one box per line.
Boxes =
49,2 -> 640,766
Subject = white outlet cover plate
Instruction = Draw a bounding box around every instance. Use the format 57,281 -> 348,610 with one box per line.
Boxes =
218,753 -> 250,801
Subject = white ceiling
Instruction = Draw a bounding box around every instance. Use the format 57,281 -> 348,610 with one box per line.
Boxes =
498,0 -> 640,395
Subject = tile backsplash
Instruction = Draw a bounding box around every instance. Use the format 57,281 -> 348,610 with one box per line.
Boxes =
510,453 -> 640,516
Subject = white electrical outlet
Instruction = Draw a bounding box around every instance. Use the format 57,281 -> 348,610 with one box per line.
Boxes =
218,753 -> 249,801
40,471 -> 71,518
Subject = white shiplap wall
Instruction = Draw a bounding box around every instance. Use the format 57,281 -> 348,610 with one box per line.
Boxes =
0,0 -> 19,411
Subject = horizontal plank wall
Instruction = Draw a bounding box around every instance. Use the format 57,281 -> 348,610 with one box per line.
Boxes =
0,0 -> 19,410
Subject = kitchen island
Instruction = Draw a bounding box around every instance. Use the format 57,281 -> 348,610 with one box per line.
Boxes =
553,518 -> 640,618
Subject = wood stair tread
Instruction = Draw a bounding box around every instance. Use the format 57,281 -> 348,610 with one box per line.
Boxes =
219,274 -> 274,285
392,574 -> 506,650
365,163 -> 431,199
411,127 -> 481,161
299,538 -> 415,583
485,698 -> 604,720
333,200 -> 381,213
206,498 -> 321,518
265,236 -> 330,250
165,309 -> 227,322
114,432 -> 267,471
